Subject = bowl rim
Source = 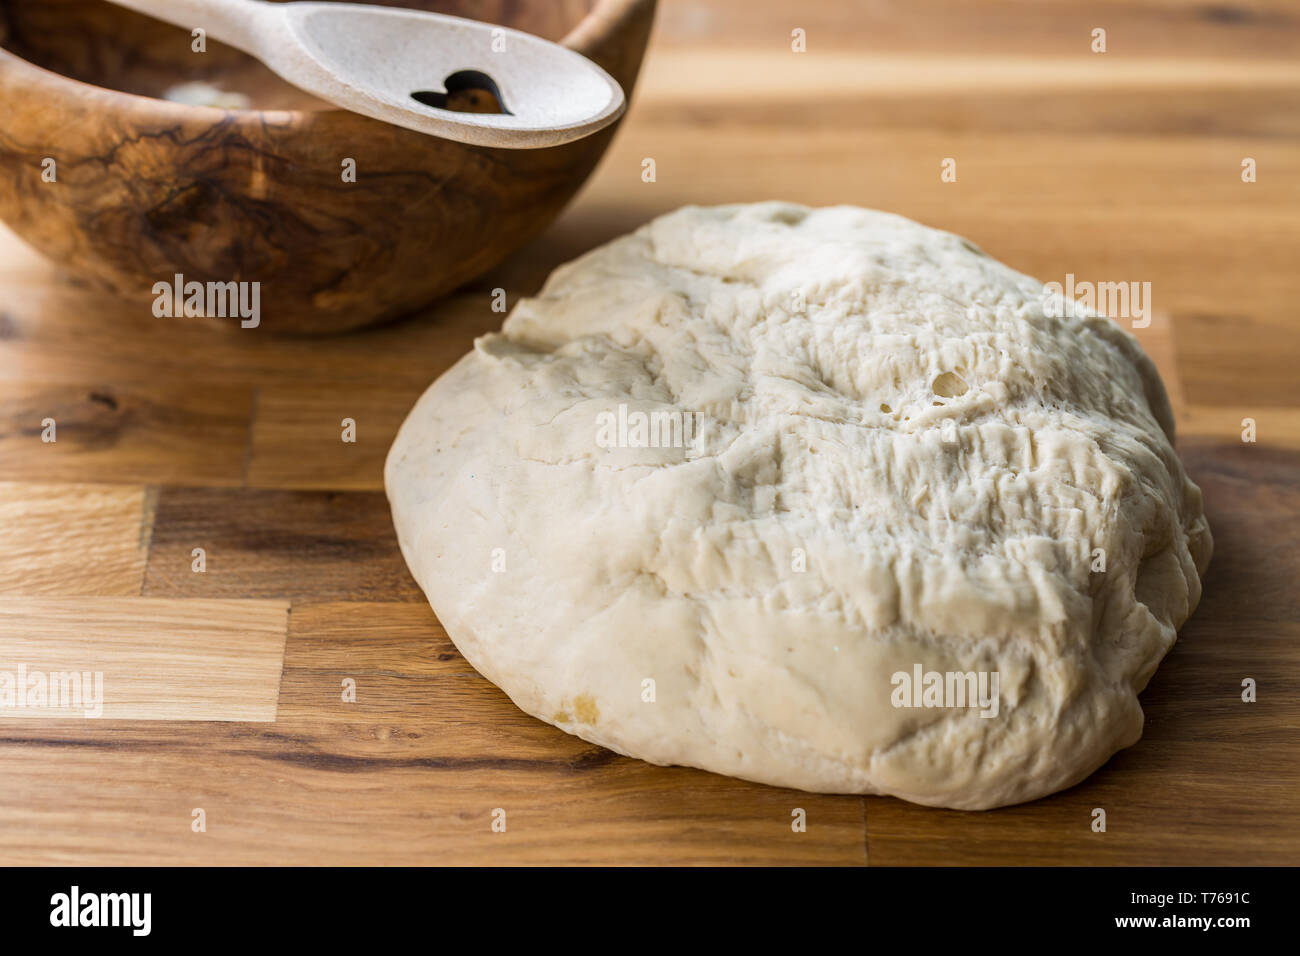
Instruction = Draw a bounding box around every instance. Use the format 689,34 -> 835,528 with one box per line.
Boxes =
0,0 -> 647,129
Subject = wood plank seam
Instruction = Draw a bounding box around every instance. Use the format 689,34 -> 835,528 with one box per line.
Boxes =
137,485 -> 159,593
241,386 -> 260,488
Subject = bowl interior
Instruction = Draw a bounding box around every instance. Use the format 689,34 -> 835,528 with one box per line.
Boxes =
0,0 -> 599,111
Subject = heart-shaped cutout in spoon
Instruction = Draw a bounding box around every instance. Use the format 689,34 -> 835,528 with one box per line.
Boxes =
411,70 -> 512,115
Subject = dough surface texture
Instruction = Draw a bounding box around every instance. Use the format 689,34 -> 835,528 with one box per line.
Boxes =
385,202 -> 1212,809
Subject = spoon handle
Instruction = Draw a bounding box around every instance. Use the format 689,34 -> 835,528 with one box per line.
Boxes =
105,0 -> 269,55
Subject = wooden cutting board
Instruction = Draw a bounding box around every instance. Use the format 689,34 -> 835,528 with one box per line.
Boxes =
1,0 -> 1298,865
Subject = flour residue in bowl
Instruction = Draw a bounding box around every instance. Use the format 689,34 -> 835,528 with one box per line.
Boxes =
163,81 -> 252,110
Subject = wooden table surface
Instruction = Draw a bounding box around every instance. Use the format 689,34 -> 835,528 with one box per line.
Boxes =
1,0 -> 1298,865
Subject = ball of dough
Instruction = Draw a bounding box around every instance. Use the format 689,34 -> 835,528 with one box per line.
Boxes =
385,202 -> 1211,809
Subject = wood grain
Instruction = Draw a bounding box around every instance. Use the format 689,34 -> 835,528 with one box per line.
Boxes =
0,483 -> 153,595
0,381 -> 254,486
246,384 -> 421,490
0,0 -> 1297,864
141,487 -> 422,601
0,598 -> 288,720
652,0 -> 1300,58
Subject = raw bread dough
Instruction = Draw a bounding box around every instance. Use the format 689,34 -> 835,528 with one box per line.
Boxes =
385,203 -> 1211,809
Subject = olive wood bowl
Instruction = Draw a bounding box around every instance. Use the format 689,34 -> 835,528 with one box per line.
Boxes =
0,0 -> 654,333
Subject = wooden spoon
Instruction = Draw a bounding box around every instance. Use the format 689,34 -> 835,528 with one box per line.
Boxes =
105,0 -> 627,148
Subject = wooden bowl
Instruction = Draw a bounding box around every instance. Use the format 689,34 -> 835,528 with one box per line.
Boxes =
0,0 -> 654,334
